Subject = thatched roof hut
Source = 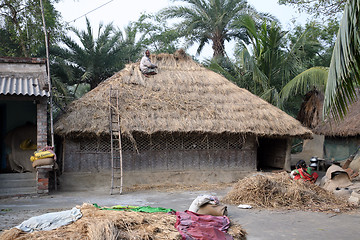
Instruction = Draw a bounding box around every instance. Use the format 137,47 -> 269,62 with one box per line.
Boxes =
54,50 -> 313,189
293,89 -> 359,163
313,95 -> 360,137
55,49 -> 311,139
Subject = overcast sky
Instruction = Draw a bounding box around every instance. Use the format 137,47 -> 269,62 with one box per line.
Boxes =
55,0 -> 309,59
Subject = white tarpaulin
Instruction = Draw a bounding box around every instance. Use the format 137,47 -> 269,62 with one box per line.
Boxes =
16,207 -> 82,232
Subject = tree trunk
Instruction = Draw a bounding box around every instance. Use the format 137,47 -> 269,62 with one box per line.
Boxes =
212,34 -> 225,58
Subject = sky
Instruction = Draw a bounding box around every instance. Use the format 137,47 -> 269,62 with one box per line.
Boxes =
55,0 -> 310,60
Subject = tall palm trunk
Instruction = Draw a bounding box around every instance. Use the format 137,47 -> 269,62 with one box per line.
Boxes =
212,33 -> 225,58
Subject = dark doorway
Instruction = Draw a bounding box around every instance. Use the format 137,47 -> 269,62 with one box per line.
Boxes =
257,137 -> 287,171
0,104 -> 6,172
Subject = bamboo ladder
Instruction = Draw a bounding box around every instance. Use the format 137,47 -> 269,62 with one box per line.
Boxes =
109,86 -> 123,194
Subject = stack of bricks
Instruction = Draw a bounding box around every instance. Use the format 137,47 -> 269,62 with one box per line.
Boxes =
36,98 -> 51,194
36,165 -> 52,194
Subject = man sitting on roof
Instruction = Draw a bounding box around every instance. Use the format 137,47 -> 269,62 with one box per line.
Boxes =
290,159 -> 319,183
140,49 -> 157,77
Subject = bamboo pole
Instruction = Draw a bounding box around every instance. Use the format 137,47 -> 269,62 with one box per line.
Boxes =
39,0 -> 54,147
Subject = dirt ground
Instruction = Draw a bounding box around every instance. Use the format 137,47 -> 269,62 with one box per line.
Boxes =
0,184 -> 359,240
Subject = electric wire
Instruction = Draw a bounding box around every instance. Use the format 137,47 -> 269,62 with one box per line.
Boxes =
65,0 -> 116,25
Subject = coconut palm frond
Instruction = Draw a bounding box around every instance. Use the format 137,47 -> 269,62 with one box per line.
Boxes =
260,87 -> 281,107
160,0 -> 251,57
252,63 -> 269,90
205,59 -> 237,82
324,0 -> 360,120
281,67 -> 328,101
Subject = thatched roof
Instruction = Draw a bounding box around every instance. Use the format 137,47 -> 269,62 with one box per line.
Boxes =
296,90 -> 324,129
55,49 -> 312,139
313,92 -> 360,137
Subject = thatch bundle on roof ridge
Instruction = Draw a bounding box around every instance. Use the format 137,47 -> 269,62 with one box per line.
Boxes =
54,49 -> 312,139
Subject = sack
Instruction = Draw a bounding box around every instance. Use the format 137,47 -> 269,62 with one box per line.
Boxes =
32,158 -> 54,168
30,151 -> 54,162
197,203 -> 228,216
34,150 -> 54,159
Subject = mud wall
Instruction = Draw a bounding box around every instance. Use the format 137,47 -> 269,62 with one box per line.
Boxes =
60,133 -> 257,185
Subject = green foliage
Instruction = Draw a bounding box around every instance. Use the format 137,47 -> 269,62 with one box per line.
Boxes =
278,0 -> 346,20
0,28 -> 22,56
0,0 -> 62,57
116,22 -> 145,63
134,13 -> 180,54
51,18 -> 125,90
285,20 -> 339,68
159,0 -> 253,57
49,18 -> 152,115
277,21 -> 339,116
209,13 -> 336,118
324,0 -> 360,120
233,15 -> 301,107
280,66 -> 328,102
203,56 -> 246,87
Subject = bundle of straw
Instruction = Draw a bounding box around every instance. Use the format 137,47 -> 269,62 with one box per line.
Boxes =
223,172 -> 354,212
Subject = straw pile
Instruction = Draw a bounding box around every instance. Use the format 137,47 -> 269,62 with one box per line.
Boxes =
222,172 -> 354,212
1,203 -> 246,240
55,49 -> 312,140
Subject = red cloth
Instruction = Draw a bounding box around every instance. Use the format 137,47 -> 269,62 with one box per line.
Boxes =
294,168 -> 318,183
174,210 -> 233,240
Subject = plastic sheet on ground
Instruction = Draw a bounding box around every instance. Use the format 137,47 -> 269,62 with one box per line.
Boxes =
92,203 -> 175,213
16,207 -> 82,232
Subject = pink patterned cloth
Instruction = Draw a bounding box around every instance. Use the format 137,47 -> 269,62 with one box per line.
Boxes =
174,210 -> 233,240
40,146 -> 56,160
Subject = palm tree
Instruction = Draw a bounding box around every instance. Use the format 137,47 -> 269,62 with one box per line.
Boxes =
280,66 -> 328,102
324,0 -> 360,119
52,18 -> 123,90
282,1 -> 360,120
280,66 -> 328,126
233,15 -> 303,107
159,0 -> 252,58
116,22 -> 146,63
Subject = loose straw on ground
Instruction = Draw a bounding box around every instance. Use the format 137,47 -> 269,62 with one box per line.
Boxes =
1,203 -> 246,240
222,172 -> 354,213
